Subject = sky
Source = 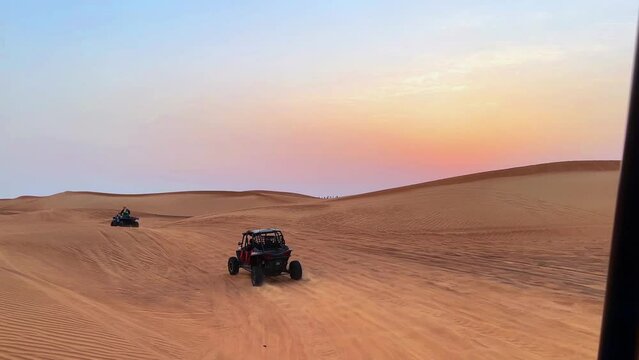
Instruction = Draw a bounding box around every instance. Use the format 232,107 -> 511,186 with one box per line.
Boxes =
0,1 -> 637,198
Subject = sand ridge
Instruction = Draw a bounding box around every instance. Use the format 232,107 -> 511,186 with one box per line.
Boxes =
0,190 -> 316,217
0,161 -> 620,359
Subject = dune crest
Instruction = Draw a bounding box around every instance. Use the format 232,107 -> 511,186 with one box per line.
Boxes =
344,160 -> 620,199
0,190 -> 316,217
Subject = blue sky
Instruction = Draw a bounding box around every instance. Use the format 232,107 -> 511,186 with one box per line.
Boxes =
1,1 -> 637,198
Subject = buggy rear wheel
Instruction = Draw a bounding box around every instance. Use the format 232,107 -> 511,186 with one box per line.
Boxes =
289,260 -> 302,280
228,257 -> 240,275
251,265 -> 264,286
132,221 -> 139,228
110,221 -> 117,226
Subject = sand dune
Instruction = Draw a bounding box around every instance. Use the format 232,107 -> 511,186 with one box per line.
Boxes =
0,161 -> 619,359
343,160 -> 619,198
0,190 -> 315,217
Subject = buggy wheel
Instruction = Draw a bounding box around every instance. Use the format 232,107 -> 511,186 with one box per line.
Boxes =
228,257 -> 240,275
110,221 -> 117,226
132,221 -> 139,228
251,266 -> 264,286
289,260 -> 302,280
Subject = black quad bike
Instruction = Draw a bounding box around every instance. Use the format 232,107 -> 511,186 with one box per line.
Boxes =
110,214 -> 140,227
227,228 -> 302,286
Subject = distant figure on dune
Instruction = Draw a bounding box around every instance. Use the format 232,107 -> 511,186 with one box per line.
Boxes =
119,206 -> 131,218
111,206 -> 139,227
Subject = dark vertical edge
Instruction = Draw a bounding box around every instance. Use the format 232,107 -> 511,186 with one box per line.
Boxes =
598,22 -> 639,360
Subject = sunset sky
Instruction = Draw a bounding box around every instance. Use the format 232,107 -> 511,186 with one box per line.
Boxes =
1,1 -> 637,197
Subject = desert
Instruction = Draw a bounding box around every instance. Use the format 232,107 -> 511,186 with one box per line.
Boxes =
0,160 -> 620,359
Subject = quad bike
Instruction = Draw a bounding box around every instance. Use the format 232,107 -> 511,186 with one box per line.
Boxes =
110,213 -> 139,227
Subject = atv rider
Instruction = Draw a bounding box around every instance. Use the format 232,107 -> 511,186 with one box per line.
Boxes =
119,207 -> 131,218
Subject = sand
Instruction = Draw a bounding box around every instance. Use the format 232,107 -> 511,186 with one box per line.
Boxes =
0,160 -> 620,359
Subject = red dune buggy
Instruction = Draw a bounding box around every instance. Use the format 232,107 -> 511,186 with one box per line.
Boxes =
227,228 -> 302,286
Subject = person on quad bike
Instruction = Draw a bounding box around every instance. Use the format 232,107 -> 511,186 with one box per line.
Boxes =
120,207 -> 131,218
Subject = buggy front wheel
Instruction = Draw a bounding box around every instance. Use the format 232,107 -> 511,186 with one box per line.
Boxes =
228,257 -> 240,275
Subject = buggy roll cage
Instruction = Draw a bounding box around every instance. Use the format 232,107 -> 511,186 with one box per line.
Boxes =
240,229 -> 286,251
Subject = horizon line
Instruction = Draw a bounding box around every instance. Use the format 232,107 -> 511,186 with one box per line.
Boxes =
0,159 -> 621,201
